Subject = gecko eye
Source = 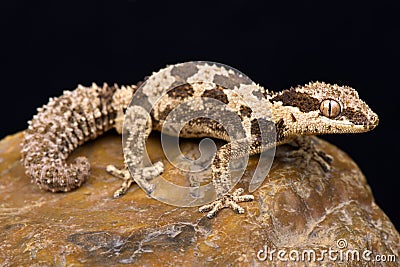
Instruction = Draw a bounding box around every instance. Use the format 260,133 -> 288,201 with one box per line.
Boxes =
320,99 -> 341,118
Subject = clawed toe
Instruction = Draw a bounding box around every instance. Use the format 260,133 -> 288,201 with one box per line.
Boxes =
313,152 -> 331,172
113,180 -> 134,198
107,162 -> 164,198
106,165 -> 130,179
199,188 -> 254,218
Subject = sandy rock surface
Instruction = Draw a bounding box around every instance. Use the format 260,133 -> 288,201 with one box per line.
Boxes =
0,131 -> 398,266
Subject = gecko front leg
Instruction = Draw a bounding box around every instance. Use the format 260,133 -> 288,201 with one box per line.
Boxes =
199,140 -> 255,218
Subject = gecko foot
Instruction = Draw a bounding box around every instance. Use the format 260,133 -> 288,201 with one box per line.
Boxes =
281,136 -> 333,172
199,188 -> 254,218
106,165 -> 135,198
107,161 -> 164,198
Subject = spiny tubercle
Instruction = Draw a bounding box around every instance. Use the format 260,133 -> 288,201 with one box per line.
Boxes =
20,83 -> 135,192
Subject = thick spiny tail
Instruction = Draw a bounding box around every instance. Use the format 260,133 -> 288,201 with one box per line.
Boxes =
20,83 -> 134,192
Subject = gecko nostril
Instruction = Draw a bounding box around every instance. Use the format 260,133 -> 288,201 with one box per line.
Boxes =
372,115 -> 379,124
368,115 -> 379,130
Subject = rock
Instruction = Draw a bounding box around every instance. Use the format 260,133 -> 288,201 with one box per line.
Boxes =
0,131 -> 399,266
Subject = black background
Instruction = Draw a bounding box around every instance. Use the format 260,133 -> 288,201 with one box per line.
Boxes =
2,1 -> 399,230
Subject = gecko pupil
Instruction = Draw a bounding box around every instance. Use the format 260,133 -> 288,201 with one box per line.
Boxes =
328,101 -> 331,114
320,99 -> 341,118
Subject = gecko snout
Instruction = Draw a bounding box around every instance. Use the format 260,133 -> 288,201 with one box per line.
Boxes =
368,115 -> 379,130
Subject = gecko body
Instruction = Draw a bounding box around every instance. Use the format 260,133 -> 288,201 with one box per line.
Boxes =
21,62 -> 379,218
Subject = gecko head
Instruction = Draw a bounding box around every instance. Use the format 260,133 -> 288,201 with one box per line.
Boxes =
271,81 -> 379,135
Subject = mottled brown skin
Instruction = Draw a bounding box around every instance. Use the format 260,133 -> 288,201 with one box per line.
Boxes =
21,62 -> 379,218
21,84 -> 120,192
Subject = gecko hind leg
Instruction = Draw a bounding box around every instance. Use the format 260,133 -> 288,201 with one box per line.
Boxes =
199,188 -> 254,218
107,161 -> 164,198
109,104 -> 163,198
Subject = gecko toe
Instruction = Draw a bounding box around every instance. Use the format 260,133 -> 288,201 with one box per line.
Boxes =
199,188 -> 254,218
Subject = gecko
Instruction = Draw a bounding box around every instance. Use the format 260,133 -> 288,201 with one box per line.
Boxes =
21,62 -> 379,218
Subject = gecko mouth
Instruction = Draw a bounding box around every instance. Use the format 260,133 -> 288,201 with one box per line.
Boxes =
320,114 -> 379,134
369,114 -> 379,130
352,114 -> 379,132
